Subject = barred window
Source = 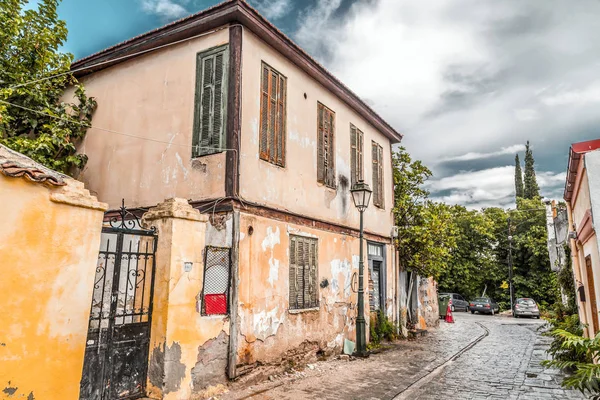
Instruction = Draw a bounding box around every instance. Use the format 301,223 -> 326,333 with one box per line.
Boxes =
372,141 -> 384,208
289,235 -> 319,310
201,247 -> 231,316
317,103 -> 336,188
259,62 -> 287,167
192,45 -> 229,157
350,124 -> 364,186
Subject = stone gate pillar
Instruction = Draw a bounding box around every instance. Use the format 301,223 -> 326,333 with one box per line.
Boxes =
142,198 -> 209,399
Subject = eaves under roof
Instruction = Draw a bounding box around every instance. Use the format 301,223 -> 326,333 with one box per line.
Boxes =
70,0 -> 402,143
564,139 -> 600,202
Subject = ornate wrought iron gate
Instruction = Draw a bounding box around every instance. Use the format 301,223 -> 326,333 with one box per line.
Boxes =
80,203 -> 157,400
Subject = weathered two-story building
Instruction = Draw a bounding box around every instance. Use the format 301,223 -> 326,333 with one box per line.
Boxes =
68,1 -> 401,398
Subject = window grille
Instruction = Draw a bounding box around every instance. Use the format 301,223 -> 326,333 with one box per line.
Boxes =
201,247 -> 231,315
289,235 -> 319,310
259,62 -> 287,167
192,45 -> 229,157
317,102 -> 336,188
372,141 -> 384,208
350,124 -> 364,186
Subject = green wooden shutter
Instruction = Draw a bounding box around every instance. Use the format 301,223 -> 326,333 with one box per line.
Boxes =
372,141 -> 380,207
289,237 -> 299,309
276,75 -> 286,166
350,125 -> 357,186
358,129 -> 364,182
378,144 -> 384,208
309,240 -> 318,307
192,45 -> 228,157
326,109 -> 335,187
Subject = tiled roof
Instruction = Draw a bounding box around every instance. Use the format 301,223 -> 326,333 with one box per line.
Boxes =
0,144 -> 67,187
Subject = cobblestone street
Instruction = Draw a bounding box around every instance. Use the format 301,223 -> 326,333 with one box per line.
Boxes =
223,313 -> 586,400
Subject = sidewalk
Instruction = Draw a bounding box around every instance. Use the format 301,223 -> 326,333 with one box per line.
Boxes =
219,318 -> 481,400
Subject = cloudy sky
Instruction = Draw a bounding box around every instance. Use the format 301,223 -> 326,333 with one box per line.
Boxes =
50,0 -> 600,209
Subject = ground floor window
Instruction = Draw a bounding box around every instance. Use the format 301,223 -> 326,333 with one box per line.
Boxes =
289,235 -> 319,310
201,246 -> 231,315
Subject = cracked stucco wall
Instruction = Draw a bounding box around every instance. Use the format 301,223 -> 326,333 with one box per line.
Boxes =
236,212 -> 394,366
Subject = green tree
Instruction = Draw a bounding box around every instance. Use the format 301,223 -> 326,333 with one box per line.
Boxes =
392,147 -> 456,279
510,198 -> 560,307
515,154 -> 524,199
523,141 -> 540,199
0,0 -> 96,175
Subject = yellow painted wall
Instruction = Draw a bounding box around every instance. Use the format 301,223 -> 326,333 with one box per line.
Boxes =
143,199 -> 230,399
236,212 -> 394,365
0,177 -> 105,400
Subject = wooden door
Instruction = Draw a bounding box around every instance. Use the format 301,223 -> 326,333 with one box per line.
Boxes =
585,256 -> 599,334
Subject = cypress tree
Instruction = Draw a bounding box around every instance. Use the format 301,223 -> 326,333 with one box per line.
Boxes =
523,141 -> 540,199
514,154 -> 524,199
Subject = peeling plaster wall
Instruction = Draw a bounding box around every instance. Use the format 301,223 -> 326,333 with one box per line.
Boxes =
239,30 -> 395,238
416,277 -> 439,329
144,201 -> 231,400
66,29 -> 230,209
236,212 -> 394,366
0,177 -> 105,400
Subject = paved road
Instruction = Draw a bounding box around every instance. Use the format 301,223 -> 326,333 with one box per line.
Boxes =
224,313 -> 586,400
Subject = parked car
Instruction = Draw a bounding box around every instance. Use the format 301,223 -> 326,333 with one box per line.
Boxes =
513,298 -> 540,319
469,297 -> 500,315
439,293 -> 469,312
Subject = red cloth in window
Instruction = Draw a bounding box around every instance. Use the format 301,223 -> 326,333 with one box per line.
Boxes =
204,293 -> 227,315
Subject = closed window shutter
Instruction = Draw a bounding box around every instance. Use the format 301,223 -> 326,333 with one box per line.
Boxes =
317,103 -> 335,188
350,125 -> 357,185
309,240 -> 318,307
289,237 -> 299,309
372,141 -> 380,207
378,144 -> 384,208
289,236 -> 319,310
193,45 -> 228,157
259,63 -> 286,166
358,130 -> 364,182
277,75 -> 286,166
317,105 -> 325,183
350,125 -> 364,186
260,66 -> 269,160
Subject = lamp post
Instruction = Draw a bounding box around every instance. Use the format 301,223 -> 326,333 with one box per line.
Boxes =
350,180 -> 372,357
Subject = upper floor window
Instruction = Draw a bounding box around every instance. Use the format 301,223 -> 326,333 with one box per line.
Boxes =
192,45 -> 229,157
372,141 -> 384,208
259,62 -> 287,167
289,235 -> 319,310
317,102 -> 336,188
350,124 -> 364,186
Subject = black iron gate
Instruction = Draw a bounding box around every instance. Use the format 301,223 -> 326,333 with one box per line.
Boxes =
80,202 -> 157,400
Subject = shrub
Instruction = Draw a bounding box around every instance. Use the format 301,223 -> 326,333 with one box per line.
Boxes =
369,311 -> 397,346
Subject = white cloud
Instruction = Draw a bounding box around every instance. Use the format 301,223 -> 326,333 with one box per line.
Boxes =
427,166 -> 566,210
253,0 -> 291,20
293,0 -> 600,208
140,0 -> 187,19
443,144 -> 525,162
540,82 -> 600,106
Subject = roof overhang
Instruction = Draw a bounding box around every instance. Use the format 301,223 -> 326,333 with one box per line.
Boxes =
564,139 -> 600,202
71,0 -> 403,143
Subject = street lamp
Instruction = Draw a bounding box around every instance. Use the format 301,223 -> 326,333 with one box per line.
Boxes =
350,180 -> 372,356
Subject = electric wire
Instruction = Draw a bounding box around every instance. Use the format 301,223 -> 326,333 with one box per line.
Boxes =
6,25 -> 243,90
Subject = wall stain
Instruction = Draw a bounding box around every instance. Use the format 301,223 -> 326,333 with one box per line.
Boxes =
2,383 -> 17,396
164,341 -> 186,395
27,392 -> 35,400
148,343 -> 165,392
338,175 -> 349,211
